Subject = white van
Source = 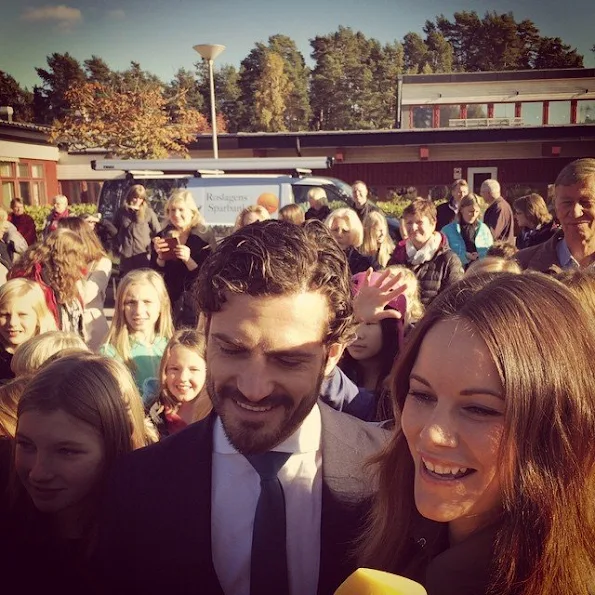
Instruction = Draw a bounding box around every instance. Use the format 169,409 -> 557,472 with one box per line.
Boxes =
92,158 -> 352,228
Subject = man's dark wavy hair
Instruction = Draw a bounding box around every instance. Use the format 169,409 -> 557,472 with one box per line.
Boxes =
197,219 -> 356,345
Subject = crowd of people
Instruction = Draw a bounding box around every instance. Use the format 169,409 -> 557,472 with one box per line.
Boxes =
1,158 -> 595,595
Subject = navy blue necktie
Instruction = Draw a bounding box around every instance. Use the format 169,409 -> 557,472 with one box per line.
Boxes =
246,451 -> 292,595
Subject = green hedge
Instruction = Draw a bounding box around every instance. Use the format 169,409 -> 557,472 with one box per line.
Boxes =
25,204 -> 98,233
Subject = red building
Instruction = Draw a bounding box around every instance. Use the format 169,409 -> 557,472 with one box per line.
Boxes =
189,68 -> 595,201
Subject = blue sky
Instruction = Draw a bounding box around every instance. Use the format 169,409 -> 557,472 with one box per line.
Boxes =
2,0 -> 594,89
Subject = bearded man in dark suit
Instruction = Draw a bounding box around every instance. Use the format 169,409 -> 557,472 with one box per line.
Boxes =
96,219 -> 388,595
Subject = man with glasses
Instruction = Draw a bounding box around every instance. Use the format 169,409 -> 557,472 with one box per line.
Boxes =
517,158 -> 595,271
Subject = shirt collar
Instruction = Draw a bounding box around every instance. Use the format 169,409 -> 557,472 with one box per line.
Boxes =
557,237 -> 579,269
213,403 -> 321,455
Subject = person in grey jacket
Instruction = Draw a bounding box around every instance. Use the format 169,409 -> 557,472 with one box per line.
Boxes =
114,184 -> 161,276
0,208 -> 28,262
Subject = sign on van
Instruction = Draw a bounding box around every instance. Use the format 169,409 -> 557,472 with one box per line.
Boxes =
187,177 -> 294,226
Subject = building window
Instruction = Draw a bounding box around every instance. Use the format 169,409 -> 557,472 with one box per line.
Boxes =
438,105 -> 460,127
548,101 -> 571,125
31,182 -> 45,206
520,102 -> 542,126
494,103 -> 516,118
0,162 -> 14,177
578,100 -> 595,124
412,106 -> 433,128
2,182 -> 15,206
0,159 -> 47,206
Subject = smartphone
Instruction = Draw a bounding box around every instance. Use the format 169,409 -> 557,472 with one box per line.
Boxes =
159,237 -> 179,261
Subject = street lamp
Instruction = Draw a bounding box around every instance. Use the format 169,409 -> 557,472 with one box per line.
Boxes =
193,43 -> 226,159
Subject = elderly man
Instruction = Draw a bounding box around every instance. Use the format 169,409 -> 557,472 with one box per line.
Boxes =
436,179 -> 469,230
42,194 -> 69,239
351,180 -> 380,222
517,158 -> 595,271
96,220 -> 387,595
481,179 -> 515,244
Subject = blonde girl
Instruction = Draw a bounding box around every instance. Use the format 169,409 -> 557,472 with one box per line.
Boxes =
386,265 -> 425,330
0,279 -> 57,381
11,330 -> 88,377
148,329 -> 210,438
100,269 -> 174,402
0,376 -> 30,437
152,189 -> 215,325
362,211 -> 396,268
234,205 -> 270,231
58,216 -> 112,351
10,228 -> 86,336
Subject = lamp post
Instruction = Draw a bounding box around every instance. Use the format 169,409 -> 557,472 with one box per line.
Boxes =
193,43 -> 226,159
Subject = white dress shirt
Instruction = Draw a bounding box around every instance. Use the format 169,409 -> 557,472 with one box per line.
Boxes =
212,404 -> 323,595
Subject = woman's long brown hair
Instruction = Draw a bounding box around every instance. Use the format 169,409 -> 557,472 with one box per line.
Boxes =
357,272 -> 595,595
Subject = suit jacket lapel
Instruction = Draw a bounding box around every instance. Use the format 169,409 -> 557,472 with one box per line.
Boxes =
317,404 -> 379,595
161,413 -> 224,595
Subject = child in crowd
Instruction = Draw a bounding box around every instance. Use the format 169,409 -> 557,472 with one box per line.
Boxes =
234,205 -> 270,231
466,256 -> 522,276
0,375 -> 29,437
361,211 -> 396,268
100,269 -> 174,402
148,329 -> 210,438
0,279 -> 57,381
278,203 -> 305,225
339,271 -> 406,422
58,217 -> 112,351
2,353 -> 155,593
10,229 -> 87,337
386,265 -> 425,330
10,330 -> 88,377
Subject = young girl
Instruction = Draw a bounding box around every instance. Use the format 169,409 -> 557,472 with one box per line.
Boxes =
0,279 -> 57,381
100,269 -> 174,402
148,329 -> 210,438
10,228 -> 87,337
361,211 -> 396,268
3,353 -> 154,593
58,217 -> 112,351
11,330 -> 88,377
339,271 -> 406,422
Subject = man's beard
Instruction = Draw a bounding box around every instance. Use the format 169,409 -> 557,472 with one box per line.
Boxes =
207,365 -> 326,455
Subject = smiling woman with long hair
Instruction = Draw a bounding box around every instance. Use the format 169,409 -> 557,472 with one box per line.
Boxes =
2,353 -> 156,592
357,272 -> 595,595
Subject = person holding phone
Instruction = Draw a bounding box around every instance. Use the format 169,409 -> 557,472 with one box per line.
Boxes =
152,189 -> 216,327
114,184 -> 161,276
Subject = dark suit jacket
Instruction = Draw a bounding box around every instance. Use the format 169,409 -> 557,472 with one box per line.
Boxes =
95,402 -> 388,595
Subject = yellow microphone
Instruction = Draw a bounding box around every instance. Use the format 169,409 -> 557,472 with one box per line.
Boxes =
335,568 -> 427,595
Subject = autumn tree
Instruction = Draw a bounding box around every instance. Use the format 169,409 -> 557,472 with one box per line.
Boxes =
34,52 -> 86,124
50,81 -> 210,158
0,71 -> 34,122
237,35 -> 310,131
252,52 -> 293,132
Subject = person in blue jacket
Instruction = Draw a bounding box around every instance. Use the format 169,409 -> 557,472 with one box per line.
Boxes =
442,193 -> 493,268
